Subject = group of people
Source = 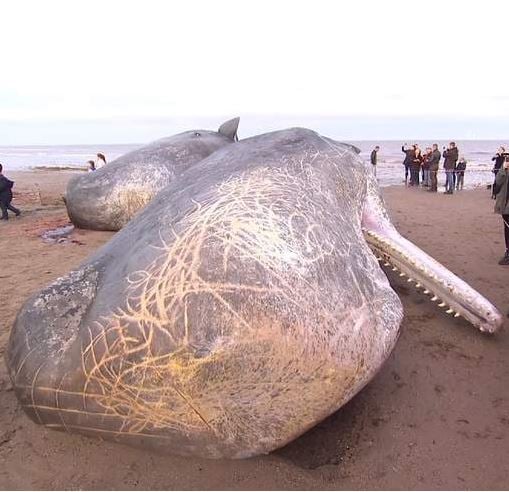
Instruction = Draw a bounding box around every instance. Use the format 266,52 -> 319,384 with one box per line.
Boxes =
399,142 -> 465,193
370,143 -> 509,266
87,152 -> 107,172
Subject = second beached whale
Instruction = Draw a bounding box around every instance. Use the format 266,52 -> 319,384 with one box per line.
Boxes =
65,117 -> 240,231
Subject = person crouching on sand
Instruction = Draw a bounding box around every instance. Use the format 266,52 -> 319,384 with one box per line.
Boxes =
494,156 -> 509,265
95,152 -> 107,169
455,157 -> 466,190
0,163 -> 21,221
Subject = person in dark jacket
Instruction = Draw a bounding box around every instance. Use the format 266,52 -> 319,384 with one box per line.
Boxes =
370,146 -> 380,176
443,142 -> 459,194
455,157 -> 467,190
402,144 -> 416,185
422,147 -> 432,187
494,157 -> 509,265
491,146 -> 506,199
428,143 -> 441,192
0,163 -> 21,220
410,147 -> 423,186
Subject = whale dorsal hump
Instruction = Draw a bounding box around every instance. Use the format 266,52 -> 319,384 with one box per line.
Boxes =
218,117 -> 240,141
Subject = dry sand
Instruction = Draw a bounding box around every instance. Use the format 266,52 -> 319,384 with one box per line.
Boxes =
0,170 -> 508,490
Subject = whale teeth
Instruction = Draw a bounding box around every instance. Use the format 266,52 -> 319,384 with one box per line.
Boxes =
407,277 -> 413,282
384,262 -> 390,266
446,308 -> 454,314
399,272 -> 406,277
438,302 -> 446,307
392,266 -> 398,271
415,283 -> 421,288
431,296 -> 438,301
454,312 -> 461,318
423,289 -> 430,294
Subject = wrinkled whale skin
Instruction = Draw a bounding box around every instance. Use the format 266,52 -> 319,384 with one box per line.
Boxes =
7,128 -> 403,459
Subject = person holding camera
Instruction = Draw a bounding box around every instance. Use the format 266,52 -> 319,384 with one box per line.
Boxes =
402,143 -> 415,185
494,155 -> 509,265
443,142 -> 458,194
491,146 -> 506,199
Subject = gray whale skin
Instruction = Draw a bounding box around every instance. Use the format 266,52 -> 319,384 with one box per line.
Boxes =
65,117 -> 240,231
6,126 -> 502,459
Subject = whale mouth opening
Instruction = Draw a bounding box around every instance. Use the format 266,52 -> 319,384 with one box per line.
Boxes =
361,226 -> 503,334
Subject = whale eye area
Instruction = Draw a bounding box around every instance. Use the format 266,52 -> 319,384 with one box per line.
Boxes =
193,132 -> 201,137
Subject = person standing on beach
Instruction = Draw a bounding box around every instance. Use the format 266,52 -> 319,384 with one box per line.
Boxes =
87,160 -> 97,172
494,156 -> 509,265
491,146 -> 506,199
455,156 -> 466,190
95,152 -> 107,170
402,144 -> 416,185
443,142 -> 458,194
428,144 -> 441,192
0,163 -> 21,220
410,146 -> 423,186
422,147 -> 432,187
370,146 -> 380,176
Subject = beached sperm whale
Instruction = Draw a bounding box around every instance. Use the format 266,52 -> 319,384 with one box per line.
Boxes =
6,128 -> 503,459
65,117 -> 240,231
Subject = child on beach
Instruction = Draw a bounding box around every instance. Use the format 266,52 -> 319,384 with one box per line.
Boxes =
0,163 -> 21,220
455,157 -> 466,190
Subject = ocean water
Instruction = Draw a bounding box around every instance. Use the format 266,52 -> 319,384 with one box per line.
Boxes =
0,140 -> 503,188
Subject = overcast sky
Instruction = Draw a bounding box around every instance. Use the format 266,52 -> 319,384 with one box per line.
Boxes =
1,0 -> 509,144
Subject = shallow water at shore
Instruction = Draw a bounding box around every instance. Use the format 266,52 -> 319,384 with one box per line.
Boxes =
1,139 -> 504,189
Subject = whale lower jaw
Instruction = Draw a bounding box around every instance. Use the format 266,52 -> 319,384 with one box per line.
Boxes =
362,227 -> 503,334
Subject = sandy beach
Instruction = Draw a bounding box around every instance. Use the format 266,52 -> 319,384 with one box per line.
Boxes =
0,170 -> 508,490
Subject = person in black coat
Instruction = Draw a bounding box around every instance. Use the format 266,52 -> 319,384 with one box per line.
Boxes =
492,147 -> 506,199
0,163 -> 21,220
402,144 -> 416,185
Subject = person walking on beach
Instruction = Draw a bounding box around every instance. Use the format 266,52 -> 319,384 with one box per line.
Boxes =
491,146 -> 506,199
455,156 -> 466,190
443,142 -> 458,194
493,156 -> 509,265
0,163 -> 21,221
95,152 -> 107,170
428,144 -> 441,192
370,146 -> 379,176
402,144 -> 415,185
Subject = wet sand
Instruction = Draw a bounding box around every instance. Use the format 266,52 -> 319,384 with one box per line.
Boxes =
0,171 -> 508,490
